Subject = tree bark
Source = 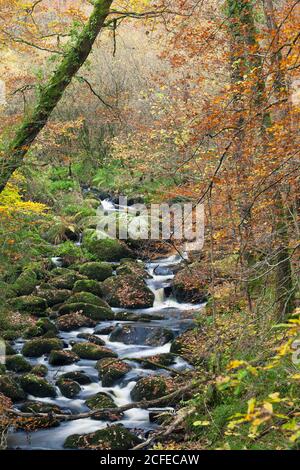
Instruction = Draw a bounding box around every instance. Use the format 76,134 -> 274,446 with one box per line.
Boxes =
0,0 -> 114,192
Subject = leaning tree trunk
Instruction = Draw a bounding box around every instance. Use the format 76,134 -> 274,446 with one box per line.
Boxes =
0,0 -> 114,192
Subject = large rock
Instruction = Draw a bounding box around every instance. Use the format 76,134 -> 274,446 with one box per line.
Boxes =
73,279 -> 103,297
22,338 -> 63,357
84,237 -> 133,262
130,376 -> 167,402
116,260 -> 150,279
64,424 -> 141,450
20,401 -> 62,414
50,273 -> 85,290
55,313 -> 95,332
72,342 -> 117,361
58,302 -> 114,321
65,292 -> 109,308
85,392 -> 116,410
172,263 -> 208,303
78,262 -> 113,281
109,325 -> 174,346
9,295 -> 47,315
48,350 -> 80,366
5,355 -> 32,373
56,378 -> 81,398
20,374 -> 56,398
77,333 -> 105,346
12,270 -> 38,296
102,275 -> 154,309
0,375 -> 26,402
59,371 -> 92,385
96,358 -> 131,386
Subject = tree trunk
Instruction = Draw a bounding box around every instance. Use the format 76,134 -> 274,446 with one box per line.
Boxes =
0,0 -> 114,193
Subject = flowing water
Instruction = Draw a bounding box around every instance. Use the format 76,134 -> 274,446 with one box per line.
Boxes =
7,199 -> 204,450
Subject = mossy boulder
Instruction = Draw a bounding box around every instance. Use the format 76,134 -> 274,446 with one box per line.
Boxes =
9,295 -> 47,315
102,275 -> 154,309
65,292 -> 109,308
0,375 -> 26,402
72,342 -> 117,361
172,263 -> 208,303
20,374 -> 56,398
77,333 -> 105,346
64,424 -> 141,450
36,318 -> 58,335
5,355 -> 32,373
109,325 -> 174,346
49,350 -> 79,366
96,358 -> 131,386
130,376 -> 167,402
22,338 -> 63,357
31,364 -> 48,377
20,401 -> 62,414
13,270 -> 38,296
140,353 -> 177,370
35,289 -> 71,307
85,392 -> 116,410
24,325 -> 44,339
50,273 -> 85,290
73,279 -> 103,297
55,313 -> 95,332
78,262 -> 113,281
59,371 -> 92,385
58,303 -> 114,321
116,260 -> 150,279
84,238 -> 133,262
56,378 -> 81,398
5,342 -> 17,356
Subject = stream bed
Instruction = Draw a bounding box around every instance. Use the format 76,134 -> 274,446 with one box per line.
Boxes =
7,200 -> 204,450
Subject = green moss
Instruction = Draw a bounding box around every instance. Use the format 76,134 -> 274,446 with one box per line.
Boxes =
20,374 -> 56,398
8,295 -> 48,315
73,279 -> 103,296
96,358 -> 131,386
50,273 -> 85,290
85,392 -> 116,410
83,237 -> 133,262
58,302 -> 114,321
59,371 -> 91,385
12,270 -> 38,296
22,338 -> 63,357
20,401 -> 62,414
78,262 -> 113,281
31,364 -> 48,377
102,274 -> 154,309
72,342 -> 117,360
56,377 -> 81,398
49,349 -> 79,366
0,375 -> 26,402
66,292 -> 109,307
5,355 -> 32,373
55,313 -> 95,331
36,289 -> 71,307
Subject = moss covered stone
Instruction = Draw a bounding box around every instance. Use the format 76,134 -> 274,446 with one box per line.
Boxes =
22,338 -> 63,357
72,342 -> 117,360
5,355 -> 32,373
20,401 -> 62,414
55,313 -> 95,331
24,325 -> 44,339
31,364 -> 48,377
5,342 -> 17,356
78,262 -> 113,281
9,295 -> 47,315
56,378 -> 81,398
35,289 -> 71,307
64,424 -> 141,450
96,358 -> 131,386
77,333 -> 105,346
102,275 -> 154,309
36,318 -> 58,335
13,270 -> 38,296
58,302 -> 114,321
84,237 -> 133,262
73,279 -> 103,297
50,273 -> 85,290
59,371 -> 92,385
0,375 -> 26,402
85,392 -> 116,410
130,376 -> 167,402
20,374 -> 56,398
49,349 -> 79,366
172,263 -> 208,304
116,260 -> 150,279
